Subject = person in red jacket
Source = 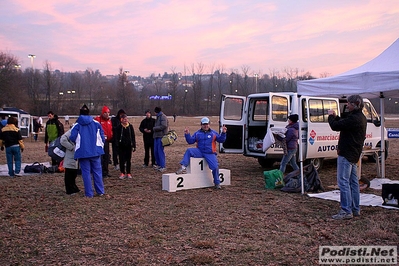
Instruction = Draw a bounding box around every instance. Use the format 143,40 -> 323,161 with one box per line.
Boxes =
95,106 -> 113,178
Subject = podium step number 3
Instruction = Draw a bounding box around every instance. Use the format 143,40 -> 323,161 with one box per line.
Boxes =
162,158 -> 231,192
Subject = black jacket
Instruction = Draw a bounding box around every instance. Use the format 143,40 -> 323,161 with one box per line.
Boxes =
115,123 -> 136,149
111,109 -> 126,144
139,117 -> 155,144
328,109 -> 367,163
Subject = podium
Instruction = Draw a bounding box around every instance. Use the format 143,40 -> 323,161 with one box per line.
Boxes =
162,158 -> 231,192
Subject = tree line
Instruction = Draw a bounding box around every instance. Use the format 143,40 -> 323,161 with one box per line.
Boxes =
1,52 -> 397,116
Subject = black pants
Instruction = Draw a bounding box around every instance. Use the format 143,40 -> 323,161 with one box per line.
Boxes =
101,141 -> 110,176
64,168 -> 79,194
112,141 -> 119,166
143,140 -> 155,166
119,146 -> 132,174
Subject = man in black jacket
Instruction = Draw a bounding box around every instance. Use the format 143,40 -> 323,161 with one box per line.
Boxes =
328,95 -> 367,220
111,109 -> 126,171
139,109 -> 156,167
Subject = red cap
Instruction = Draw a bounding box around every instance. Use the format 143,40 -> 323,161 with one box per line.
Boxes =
102,106 -> 110,114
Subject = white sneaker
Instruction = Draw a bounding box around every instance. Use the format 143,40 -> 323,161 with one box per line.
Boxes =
175,166 -> 187,174
157,167 -> 166,173
114,164 -> 120,171
14,172 -> 22,177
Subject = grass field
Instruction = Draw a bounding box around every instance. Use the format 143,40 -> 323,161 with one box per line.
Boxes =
0,116 -> 398,265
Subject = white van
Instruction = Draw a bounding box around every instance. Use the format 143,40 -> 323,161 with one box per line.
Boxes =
0,108 -> 31,138
219,92 -> 388,170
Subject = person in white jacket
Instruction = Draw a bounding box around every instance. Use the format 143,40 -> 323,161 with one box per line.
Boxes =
60,128 -> 80,195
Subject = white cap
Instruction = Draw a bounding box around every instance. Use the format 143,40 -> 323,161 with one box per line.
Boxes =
201,117 -> 210,124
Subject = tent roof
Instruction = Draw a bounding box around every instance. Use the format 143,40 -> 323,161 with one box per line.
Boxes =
297,38 -> 399,99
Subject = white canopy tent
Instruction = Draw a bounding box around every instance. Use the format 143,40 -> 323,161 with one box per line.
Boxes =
297,38 -> 399,193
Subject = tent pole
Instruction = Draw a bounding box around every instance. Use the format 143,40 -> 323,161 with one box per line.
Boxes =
380,93 -> 386,178
298,95 -> 304,194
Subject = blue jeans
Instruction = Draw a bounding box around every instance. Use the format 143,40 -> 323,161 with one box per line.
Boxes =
180,148 -> 221,185
337,156 -> 360,214
279,149 -> 299,173
6,146 -> 21,176
154,138 -> 165,168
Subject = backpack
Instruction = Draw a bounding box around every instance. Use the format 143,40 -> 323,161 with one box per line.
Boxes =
48,137 -> 66,163
280,164 -> 324,193
162,130 -> 178,147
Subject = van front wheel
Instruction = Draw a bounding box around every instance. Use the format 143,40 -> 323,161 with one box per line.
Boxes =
306,158 -> 324,171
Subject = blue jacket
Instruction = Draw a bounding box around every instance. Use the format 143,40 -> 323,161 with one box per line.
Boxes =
185,128 -> 226,154
69,115 -> 105,159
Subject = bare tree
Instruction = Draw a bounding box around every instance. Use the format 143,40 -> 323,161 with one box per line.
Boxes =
207,63 -> 215,112
319,72 -> 331,78
169,67 -> 180,114
116,68 -> 135,114
84,68 -> 102,112
42,60 -> 60,111
215,64 -> 225,101
190,62 -> 204,114
0,52 -> 21,107
241,65 -> 251,95
283,67 -> 299,91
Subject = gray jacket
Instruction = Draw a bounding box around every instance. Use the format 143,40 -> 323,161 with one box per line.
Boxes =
60,128 -> 78,169
153,112 -> 169,139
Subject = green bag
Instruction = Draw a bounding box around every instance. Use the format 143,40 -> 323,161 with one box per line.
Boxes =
263,169 -> 284,189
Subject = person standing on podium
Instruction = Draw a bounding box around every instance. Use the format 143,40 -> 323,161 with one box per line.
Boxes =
175,117 -> 227,189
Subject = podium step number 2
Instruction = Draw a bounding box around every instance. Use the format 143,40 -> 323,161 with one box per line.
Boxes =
162,158 -> 231,192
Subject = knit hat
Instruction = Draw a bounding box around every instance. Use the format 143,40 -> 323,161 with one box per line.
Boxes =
145,109 -> 151,114
102,106 -> 110,114
80,104 -> 90,115
288,114 -> 299,123
116,109 -> 126,117
154,107 -> 161,113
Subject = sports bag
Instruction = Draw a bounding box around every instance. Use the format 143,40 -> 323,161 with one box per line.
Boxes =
263,169 -> 284,189
48,137 -> 66,162
162,130 -> 178,147
24,162 -> 48,174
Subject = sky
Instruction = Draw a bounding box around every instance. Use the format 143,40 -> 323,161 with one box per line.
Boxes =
1,0 -> 399,77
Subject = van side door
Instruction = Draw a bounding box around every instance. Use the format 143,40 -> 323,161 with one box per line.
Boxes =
303,97 -> 340,159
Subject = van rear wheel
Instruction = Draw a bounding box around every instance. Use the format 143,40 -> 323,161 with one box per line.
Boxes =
306,158 -> 324,171
257,158 -> 275,168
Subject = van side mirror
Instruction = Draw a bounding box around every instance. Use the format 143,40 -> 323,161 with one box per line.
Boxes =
373,117 -> 381,127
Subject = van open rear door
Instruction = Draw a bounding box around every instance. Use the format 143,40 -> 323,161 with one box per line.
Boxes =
219,94 -> 246,153
19,114 -> 30,138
